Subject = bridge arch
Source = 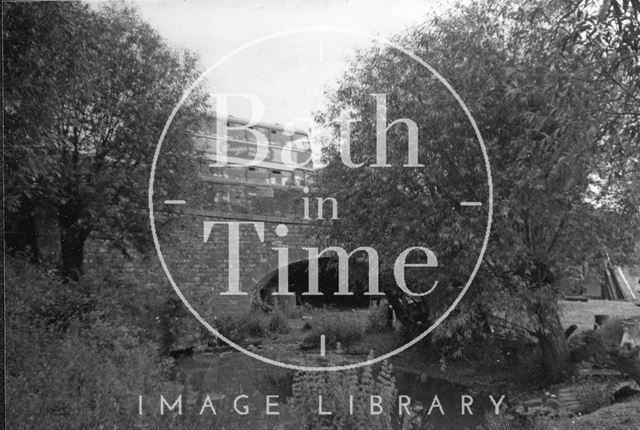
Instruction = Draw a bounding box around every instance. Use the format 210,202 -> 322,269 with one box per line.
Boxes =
248,255 -> 375,313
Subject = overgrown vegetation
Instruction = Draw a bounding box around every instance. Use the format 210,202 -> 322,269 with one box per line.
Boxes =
366,301 -> 393,333
290,357 -> 398,429
4,2 -> 208,279
302,312 -> 366,349
483,412 -> 512,430
313,0 -> 640,383
250,367 -> 295,399
213,312 -> 268,342
268,312 -> 291,334
574,380 -> 613,414
5,256 -> 192,429
4,0 -> 640,428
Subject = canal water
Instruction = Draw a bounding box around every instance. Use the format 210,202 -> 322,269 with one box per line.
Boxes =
173,351 -> 492,429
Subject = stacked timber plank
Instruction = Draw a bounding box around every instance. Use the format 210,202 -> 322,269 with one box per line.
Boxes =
601,258 -> 638,303
616,266 -> 638,301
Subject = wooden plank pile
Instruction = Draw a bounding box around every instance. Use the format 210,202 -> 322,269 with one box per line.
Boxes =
601,257 -> 638,303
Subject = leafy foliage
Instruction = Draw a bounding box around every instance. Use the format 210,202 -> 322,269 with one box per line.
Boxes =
4,256 -> 190,429
574,380 -> 613,414
268,312 -> 291,334
3,2 -> 208,277
211,311 -> 275,344
312,0 -> 640,379
290,356 -> 398,430
366,300 -> 393,333
302,312 -> 366,349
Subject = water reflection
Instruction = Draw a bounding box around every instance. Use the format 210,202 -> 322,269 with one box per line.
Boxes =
174,352 -> 491,429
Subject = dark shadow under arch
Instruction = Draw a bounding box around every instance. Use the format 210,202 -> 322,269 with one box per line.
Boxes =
250,257 -> 374,312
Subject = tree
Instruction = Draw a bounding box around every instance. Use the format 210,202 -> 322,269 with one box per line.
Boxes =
313,0 -> 640,381
4,2 -> 208,279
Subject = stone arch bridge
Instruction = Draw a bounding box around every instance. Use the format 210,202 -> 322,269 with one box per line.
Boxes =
154,180 -> 325,318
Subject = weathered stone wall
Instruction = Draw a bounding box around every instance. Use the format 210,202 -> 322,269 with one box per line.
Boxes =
153,207 -> 313,319
122,178 -> 313,320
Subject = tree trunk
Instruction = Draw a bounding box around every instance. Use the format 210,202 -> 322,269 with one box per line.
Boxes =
535,311 -> 574,382
59,202 -> 90,281
5,197 -> 40,262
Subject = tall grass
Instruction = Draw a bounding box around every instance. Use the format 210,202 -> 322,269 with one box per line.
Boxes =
268,312 -> 291,334
5,256 -> 224,429
302,312 -> 366,349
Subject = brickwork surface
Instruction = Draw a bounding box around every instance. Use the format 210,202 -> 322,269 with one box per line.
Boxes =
147,181 -> 316,319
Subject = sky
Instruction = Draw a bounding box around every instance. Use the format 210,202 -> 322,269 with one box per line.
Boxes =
123,0 -> 453,124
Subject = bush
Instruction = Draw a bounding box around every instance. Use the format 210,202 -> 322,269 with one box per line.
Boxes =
285,305 -> 304,319
483,411 -> 513,430
366,300 -> 391,333
214,312 -> 267,342
242,313 -> 267,337
4,256 -> 196,429
7,317 -> 182,429
250,367 -> 294,399
290,355 -> 397,430
158,297 -> 208,354
575,380 -> 612,414
302,312 -> 365,349
267,312 -> 291,334
346,332 -> 402,355
570,318 -> 632,364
